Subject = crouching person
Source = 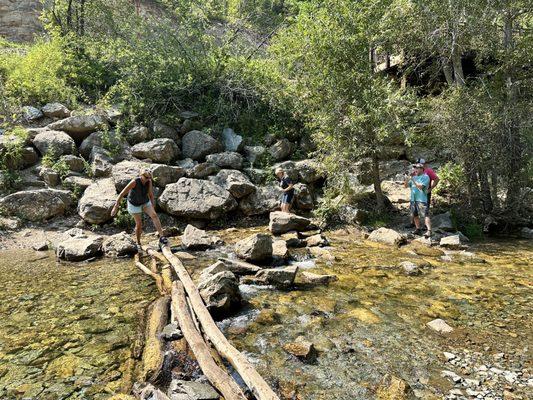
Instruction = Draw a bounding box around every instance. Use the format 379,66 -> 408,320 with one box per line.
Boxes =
111,168 -> 168,249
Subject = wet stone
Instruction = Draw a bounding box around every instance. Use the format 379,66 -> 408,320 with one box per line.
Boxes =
160,323 -> 183,341
283,341 -> 317,363
168,380 -> 220,400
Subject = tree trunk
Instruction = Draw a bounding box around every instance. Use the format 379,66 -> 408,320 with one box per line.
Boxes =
442,58 -> 454,85
478,167 -> 493,213
371,155 -> 385,211
141,296 -> 170,384
451,35 -> 465,86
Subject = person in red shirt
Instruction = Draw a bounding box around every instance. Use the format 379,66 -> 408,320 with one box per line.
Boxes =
417,158 -> 440,210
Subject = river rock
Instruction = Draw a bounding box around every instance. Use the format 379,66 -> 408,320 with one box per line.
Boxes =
243,266 -> 298,289
269,138 -> 293,161
33,130 -> 76,156
78,178 -> 117,224
209,170 -> 256,199
283,341 -> 317,363
295,159 -> 323,183
272,239 -> 289,260
294,183 -> 314,210
111,160 -> 145,191
199,261 -> 230,282
158,178 -> 237,220
299,271 -> 338,285
160,323 -> 183,341
221,128 -> 243,152
243,145 -> 266,165
56,232 -> 104,261
168,380 -> 219,400
22,105 -> 43,121
198,271 -> 241,318
217,258 -> 263,276
305,234 -> 328,247
42,102 -> 70,118
187,162 -> 220,179
152,120 -> 180,142
239,185 -> 282,216
269,211 -> 311,234
181,130 -> 223,160
519,227 -> 533,239
131,138 -> 179,163
368,227 -> 406,246
149,164 -> 186,188
60,155 -> 85,172
47,114 -> 108,141
103,232 -> 137,257
125,125 -> 150,145
398,261 -> 422,276
407,240 -> 445,257
432,211 -> 454,232
206,151 -> 243,169
440,234 -> 469,250
0,189 -> 71,221
427,318 -> 454,334
235,233 -> 273,262
181,224 -> 222,250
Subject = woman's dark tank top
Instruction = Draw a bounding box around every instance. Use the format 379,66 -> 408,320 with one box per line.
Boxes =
127,177 -> 150,206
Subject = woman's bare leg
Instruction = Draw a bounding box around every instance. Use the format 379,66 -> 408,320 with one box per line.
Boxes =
133,213 -> 143,244
144,205 -> 164,237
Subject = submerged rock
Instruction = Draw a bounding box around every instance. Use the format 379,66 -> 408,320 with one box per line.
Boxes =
217,258 -> 262,276
234,233 -> 273,262
283,341 -> 317,363
298,271 -> 338,285
242,266 -> 298,289
269,211 -> 311,234
181,224 -> 222,250
368,227 -> 405,246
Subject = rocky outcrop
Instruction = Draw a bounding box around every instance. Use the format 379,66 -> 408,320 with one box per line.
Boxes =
181,130 -> 223,160
131,138 -> 179,163
234,233 -> 273,262
42,103 -> 70,118
0,189 -> 71,221
33,130 -> 76,156
56,231 -> 104,261
368,227 -> 406,246
102,232 -> 137,257
239,185 -> 282,216
205,151 -> 243,169
269,138 -> 293,161
181,224 -> 222,250
221,128 -> 243,152
209,170 -> 256,199
47,114 -> 108,141
198,271 -> 241,318
77,179 -> 117,224
269,211 -> 311,234
158,178 -> 237,220
149,164 -> 185,188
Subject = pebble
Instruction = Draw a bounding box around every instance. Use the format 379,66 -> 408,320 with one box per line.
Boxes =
444,352 -> 457,361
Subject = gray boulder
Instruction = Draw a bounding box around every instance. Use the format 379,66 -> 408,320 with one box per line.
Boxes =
176,158 -> 197,170
187,162 -> 220,179
60,155 -> 85,172
90,147 -> 113,178
243,167 -> 268,184
239,185 -> 282,216
39,167 -> 60,187
398,261 -> 423,276
42,103 -> 70,118
427,318 -> 454,334
0,189 -> 71,221
198,271 -> 241,318
206,151 -> 243,169
269,138 -> 293,161
299,271 -> 338,285
149,164 -> 186,187
181,224 -> 222,250
221,128 -> 243,152
168,380 -> 219,400
125,125 -> 150,145
235,233 -> 273,262
78,178 -> 117,224
22,106 -> 43,121
33,130 -> 76,156
56,232 -> 104,261
269,211 -> 311,234
294,183 -> 314,210
243,145 -> 266,165
79,130 -> 131,160
62,175 -> 93,191
102,232 -> 137,257
158,178 -> 237,220
153,119 -> 180,142
432,211 -> 454,232
272,161 -> 298,181
368,227 -> 406,246
243,266 -> 298,289
111,160 -> 145,191
295,159 -> 323,183
209,170 -> 256,199
216,258 -> 263,276
181,130 -> 223,160
272,239 -> 289,260
131,138 -> 180,163
440,234 -> 469,250
47,114 -> 108,141
199,261 -> 231,282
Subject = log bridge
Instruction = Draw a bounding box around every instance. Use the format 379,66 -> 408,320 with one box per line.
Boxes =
133,245 -> 280,400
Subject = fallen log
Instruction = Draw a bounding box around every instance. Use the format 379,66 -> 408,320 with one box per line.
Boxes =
218,257 -> 262,275
134,254 -> 164,295
161,245 -> 280,400
172,282 -> 248,400
141,296 -> 170,384
161,264 -> 173,294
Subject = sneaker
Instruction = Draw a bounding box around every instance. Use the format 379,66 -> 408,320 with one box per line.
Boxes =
159,236 -> 169,246
424,230 -> 433,238
135,243 -> 143,253
412,229 -> 422,236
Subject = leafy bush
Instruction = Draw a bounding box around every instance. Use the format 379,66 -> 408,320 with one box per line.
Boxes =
113,201 -> 134,229
0,126 -> 29,191
433,162 -> 468,204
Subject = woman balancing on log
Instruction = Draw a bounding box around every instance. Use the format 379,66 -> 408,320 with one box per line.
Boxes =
111,168 -> 168,250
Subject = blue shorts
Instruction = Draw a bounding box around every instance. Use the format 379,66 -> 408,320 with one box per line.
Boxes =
281,191 -> 294,205
127,200 -> 152,215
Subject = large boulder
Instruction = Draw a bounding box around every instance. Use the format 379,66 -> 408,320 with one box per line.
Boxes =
60,155 -> 85,172
79,131 -> 131,160
295,159 -> 323,183
293,183 -> 314,210
33,130 -> 76,156
181,130 -> 223,161
0,189 -> 72,221
78,179 -> 117,224
131,138 -> 179,163
209,170 -> 256,199
269,139 -> 293,161
216,258 -> 263,276
206,152 -> 243,169
149,164 -> 186,188
239,185 -> 282,216
62,176 -> 93,192
198,271 -> 241,318
432,211 -> 454,232
272,161 -> 298,181
234,233 -> 273,262
56,231 -> 104,261
368,227 -> 406,246
125,125 -> 150,145
158,178 -> 237,220
42,103 -> 70,119
47,114 -> 108,141
152,120 -> 180,142
186,162 -> 220,179
111,160 -> 145,191
243,145 -> 266,165
90,147 -> 113,178
221,128 -> 243,152
269,211 -> 311,234
103,232 -> 137,257
181,224 -> 222,250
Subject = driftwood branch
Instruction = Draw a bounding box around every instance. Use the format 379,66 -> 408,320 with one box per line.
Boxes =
135,254 -> 164,295
172,282 -> 248,400
141,296 -> 170,384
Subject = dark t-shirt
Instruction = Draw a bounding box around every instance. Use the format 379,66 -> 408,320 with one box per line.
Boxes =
279,176 -> 294,195
127,177 -> 150,206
